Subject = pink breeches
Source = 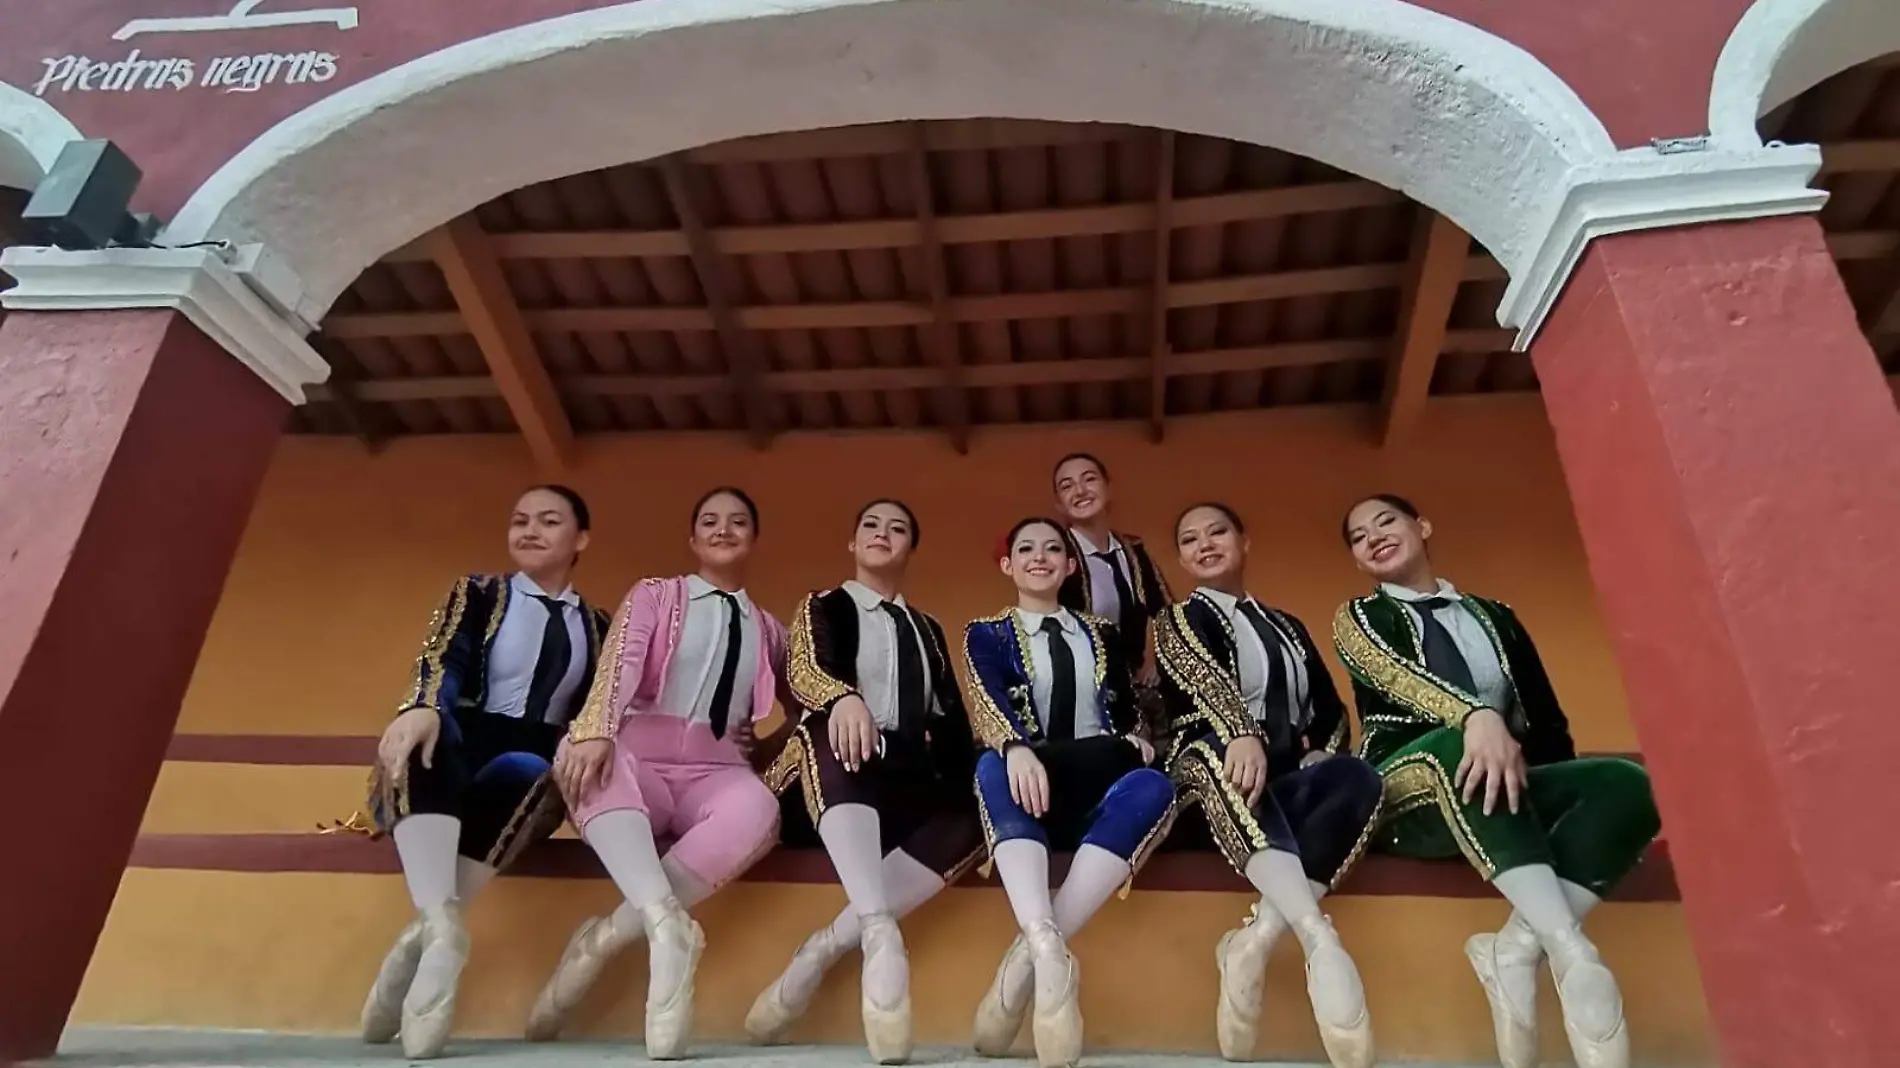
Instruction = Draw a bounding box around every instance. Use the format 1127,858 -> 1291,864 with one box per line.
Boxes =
574,721 -> 779,891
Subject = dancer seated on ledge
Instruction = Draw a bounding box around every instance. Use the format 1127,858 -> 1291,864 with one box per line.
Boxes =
1333,493 -> 1660,1068
530,487 -> 788,1060
964,517 -> 1177,1068
1155,503 -> 1381,1067
359,485 -> 611,1060
748,498 -> 984,1063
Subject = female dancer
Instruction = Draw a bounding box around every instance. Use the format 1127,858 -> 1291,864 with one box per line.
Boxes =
747,499 -> 984,1062
360,485 -> 612,1060
964,518 -> 1177,1068
1155,503 -> 1381,1066
1051,453 -> 1172,679
1333,494 -> 1660,1068
530,487 -> 788,1059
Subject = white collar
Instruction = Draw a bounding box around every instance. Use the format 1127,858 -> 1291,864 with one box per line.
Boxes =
687,573 -> 753,615
1381,579 -> 1461,604
1016,606 -> 1080,635
1069,527 -> 1121,556
843,579 -> 907,613
1194,586 -> 1253,616
511,572 -> 580,605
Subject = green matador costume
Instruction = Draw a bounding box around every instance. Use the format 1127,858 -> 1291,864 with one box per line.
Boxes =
1331,589 -> 1659,897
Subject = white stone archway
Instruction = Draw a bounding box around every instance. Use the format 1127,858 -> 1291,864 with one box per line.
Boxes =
0,82 -> 82,192
1711,0 -> 1900,146
165,0 -> 1627,331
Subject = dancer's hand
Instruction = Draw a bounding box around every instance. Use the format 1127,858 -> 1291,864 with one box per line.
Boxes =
554,736 -> 613,804
1005,745 -> 1051,818
1224,735 -> 1269,806
1456,708 -> 1526,815
378,707 -> 440,782
829,695 -> 879,772
730,714 -> 757,757
1124,733 -> 1156,765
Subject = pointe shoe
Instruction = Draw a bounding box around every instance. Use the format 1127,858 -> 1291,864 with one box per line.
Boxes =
1215,908 -> 1285,1061
1293,915 -> 1373,1068
861,912 -> 914,1064
361,917 -> 423,1044
1545,926 -> 1630,1068
642,897 -> 706,1061
745,923 -> 852,1044
399,903 -> 470,1060
971,935 -> 1033,1056
1026,920 -> 1083,1068
525,907 -> 646,1041
1465,929 -> 1542,1068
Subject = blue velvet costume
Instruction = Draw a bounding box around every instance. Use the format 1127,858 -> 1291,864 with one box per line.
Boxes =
962,609 -> 1175,866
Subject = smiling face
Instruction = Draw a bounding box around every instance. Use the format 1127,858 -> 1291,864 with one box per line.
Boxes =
508,487 -> 588,574
1175,505 -> 1247,586
1053,456 -> 1110,525
690,491 -> 756,571
852,501 -> 915,574
1001,521 -> 1077,599
1343,497 -> 1433,583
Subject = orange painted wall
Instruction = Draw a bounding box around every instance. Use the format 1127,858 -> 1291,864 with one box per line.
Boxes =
89,396 -> 1710,1063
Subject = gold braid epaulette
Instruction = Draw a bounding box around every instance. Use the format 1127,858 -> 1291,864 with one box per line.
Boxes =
962,612 -> 1026,752
787,591 -> 854,713
568,588 -> 638,743
1155,602 -> 1255,744
1330,599 -> 1481,729
398,576 -> 471,713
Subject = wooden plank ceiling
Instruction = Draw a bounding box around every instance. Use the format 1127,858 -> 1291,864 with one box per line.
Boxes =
1,62 -> 1895,454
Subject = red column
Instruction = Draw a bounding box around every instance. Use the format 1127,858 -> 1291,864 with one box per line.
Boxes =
0,309 -> 285,1061
1532,215 -> 1900,1068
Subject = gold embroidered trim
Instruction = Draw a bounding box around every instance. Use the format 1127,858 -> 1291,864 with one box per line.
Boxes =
1120,793 -> 1181,899
1167,739 -> 1271,874
788,592 -> 854,712
569,587 -> 640,743
1325,716 -> 1348,755
1327,786 -> 1382,892
399,577 -> 471,713
974,768 -> 998,877
1379,749 -> 1495,878
763,726 -> 827,826
942,844 -> 987,887
963,614 -> 1028,752
486,772 -> 561,869
1156,602 -> 1253,746
1332,600 -> 1480,729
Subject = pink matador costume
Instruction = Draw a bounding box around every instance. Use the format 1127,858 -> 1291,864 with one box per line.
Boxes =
566,575 -> 789,892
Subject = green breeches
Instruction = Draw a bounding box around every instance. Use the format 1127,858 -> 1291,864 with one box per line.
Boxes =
1373,727 -> 1660,897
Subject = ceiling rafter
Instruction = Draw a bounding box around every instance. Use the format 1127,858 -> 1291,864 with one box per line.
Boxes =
905,121 -> 973,453
1377,210 -> 1469,445
1147,130 -> 1176,443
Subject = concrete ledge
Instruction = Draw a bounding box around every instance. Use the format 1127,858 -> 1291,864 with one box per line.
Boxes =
127,833 -> 1679,901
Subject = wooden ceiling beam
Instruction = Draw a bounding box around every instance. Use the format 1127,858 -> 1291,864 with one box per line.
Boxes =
308,340 -> 386,452
656,154 -> 775,449
424,214 -> 575,473
1147,130 -> 1176,443
905,121 -> 972,454
305,331 -> 1520,404
327,258 -> 1486,339
1377,210 -> 1470,445
376,180 -> 1406,264
1818,137 -> 1900,175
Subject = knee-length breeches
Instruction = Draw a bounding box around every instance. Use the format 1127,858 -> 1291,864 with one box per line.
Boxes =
575,744 -> 781,894
382,709 -> 566,867
767,712 -> 985,881
1167,737 -> 1384,890
1375,726 -> 1661,897
974,736 -> 1176,862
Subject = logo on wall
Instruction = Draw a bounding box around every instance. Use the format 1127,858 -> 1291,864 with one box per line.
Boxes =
34,1 -> 358,97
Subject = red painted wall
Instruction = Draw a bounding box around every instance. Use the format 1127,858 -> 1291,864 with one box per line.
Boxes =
0,0 -> 1752,218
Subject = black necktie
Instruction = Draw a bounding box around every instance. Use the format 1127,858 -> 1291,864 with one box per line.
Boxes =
524,594 -> 572,724
1096,549 -> 1139,628
1413,597 -> 1479,696
1041,616 -> 1078,742
1237,601 -> 1293,752
706,591 -> 743,739
881,602 -> 927,742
